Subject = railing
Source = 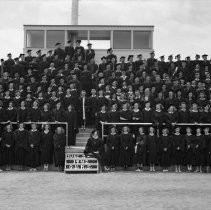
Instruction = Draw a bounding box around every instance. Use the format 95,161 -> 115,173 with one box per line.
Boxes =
100,122 -> 211,139
0,122 -> 69,146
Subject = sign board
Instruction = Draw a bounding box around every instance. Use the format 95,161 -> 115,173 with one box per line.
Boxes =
65,152 -> 99,173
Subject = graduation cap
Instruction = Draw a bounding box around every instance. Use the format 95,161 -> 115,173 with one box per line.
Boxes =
76,40 -> 81,43
175,54 -> 181,59
127,55 -> 134,61
186,56 -> 190,60
19,54 -> 24,58
55,43 -> 61,46
195,54 -> 200,58
168,55 -> 173,59
101,56 -> 106,60
202,54 -> 208,57
41,54 -> 46,58
137,54 -> 142,57
48,50 -> 53,53
67,40 -> 71,43
7,53 -> 11,56
120,56 -> 125,60
36,50 -> 41,54
87,43 -> 92,46
0,59 -> 4,62
160,55 -> 165,59
27,49 -> 32,53
14,58 -> 19,61
150,51 -> 155,55
107,48 -> 112,53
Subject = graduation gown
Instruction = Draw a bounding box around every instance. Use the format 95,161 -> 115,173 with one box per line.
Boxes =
178,110 -> 189,123
159,135 -> 172,167
17,108 -> 28,123
52,108 -> 66,122
40,110 -> 52,122
146,134 -> 159,164
66,110 -> 77,146
28,108 -> 41,122
106,133 -> 120,166
84,137 -> 105,167
185,134 -> 196,165
195,135 -> 205,166
142,108 -> 153,123
28,130 -> 41,167
205,134 -> 211,166
134,134 -> 147,165
1,131 -> 14,165
171,134 -> 185,165
14,129 -> 29,166
119,133 -> 134,166
40,130 -> 53,164
53,133 -> 66,167
5,108 -> 17,122
108,110 -> 120,122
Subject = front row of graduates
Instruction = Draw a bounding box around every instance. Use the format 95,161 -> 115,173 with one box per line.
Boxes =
85,126 -> 211,172
0,123 -> 66,172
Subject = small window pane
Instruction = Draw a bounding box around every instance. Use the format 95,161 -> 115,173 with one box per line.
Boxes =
133,31 -> 150,49
113,31 -> 131,49
89,30 -> 110,49
26,30 -> 44,48
47,30 -> 65,48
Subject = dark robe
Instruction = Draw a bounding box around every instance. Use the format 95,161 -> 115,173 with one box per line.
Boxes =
95,111 -> 108,134
142,108 -> 153,123
189,111 -> 200,123
27,130 -> 41,168
40,130 -> 53,164
53,133 -> 66,167
134,134 -> 147,165
5,108 -> 17,122
119,109 -> 132,122
66,110 -> 77,146
178,110 -> 189,123
14,129 -> 29,166
152,110 -> 165,124
40,110 -> 52,122
185,134 -> 196,165
28,108 -> 41,122
146,134 -> 159,164
88,96 -> 98,125
159,135 -> 172,167
0,107 -> 6,122
106,133 -> 120,167
205,134 -> 211,166
119,133 -> 134,166
52,108 -> 66,122
17,108 -> 28,123
195,135 -> 205,166
108,110 -> 120,122
84,137 -> 105,168
1,130 -> 14,165
171,134 -> 185,165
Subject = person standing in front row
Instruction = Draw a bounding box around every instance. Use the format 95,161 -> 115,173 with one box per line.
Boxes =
134,127 -> 147,172
204,127 -> 211,173
160,128 -> 172,172
14,123 -> 29,171
53,127 -> 66,172
28,123 -> 41,171
41,124 -> 53,171
146,127 -> 158,172
106,126 -> 120,171
119,126 -> 134,169
1,123 -> 14,171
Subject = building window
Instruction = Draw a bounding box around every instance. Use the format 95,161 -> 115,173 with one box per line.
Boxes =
26,30 -> 44,48
133,31 -> 151,49
89,30 -> 110,49
113,31 -> 131,49
47,30 -> 65,48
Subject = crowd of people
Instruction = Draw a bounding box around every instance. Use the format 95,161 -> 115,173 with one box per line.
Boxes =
85,126 -> 211,173
0,39 -> 211,172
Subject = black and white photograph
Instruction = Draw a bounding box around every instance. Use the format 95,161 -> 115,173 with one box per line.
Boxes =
0,0 -> 211,209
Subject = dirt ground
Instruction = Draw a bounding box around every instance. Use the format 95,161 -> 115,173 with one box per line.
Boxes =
0,171 -> 211,210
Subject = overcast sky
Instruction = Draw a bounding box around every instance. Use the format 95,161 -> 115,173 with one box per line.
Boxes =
0,0 -> 210,59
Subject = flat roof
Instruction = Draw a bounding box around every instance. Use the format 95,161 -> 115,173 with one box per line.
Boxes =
24,25 -> 154,31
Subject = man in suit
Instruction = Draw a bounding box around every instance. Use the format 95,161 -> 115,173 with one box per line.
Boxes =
85,43 -> 95,62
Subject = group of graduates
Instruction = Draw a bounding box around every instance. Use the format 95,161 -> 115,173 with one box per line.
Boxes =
85,125 -> 211,173
0,41 -> 211,172
0,122 -> 66,172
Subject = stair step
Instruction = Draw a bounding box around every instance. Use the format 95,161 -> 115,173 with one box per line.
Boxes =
76,143 -> 87,147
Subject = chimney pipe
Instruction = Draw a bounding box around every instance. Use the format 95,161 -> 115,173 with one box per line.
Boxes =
71,0 -> 79,25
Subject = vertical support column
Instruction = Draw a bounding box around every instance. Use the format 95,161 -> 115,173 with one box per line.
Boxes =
101,121 -> 104,140
44,30 -> 47,49
131,30 -> 134,50
64,30 -> 68,47
150,31 -> 153,50
110,30 -> 113,48
24,28 -> 27,49
71,0 -> 79,25
87,30 -> 90,44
